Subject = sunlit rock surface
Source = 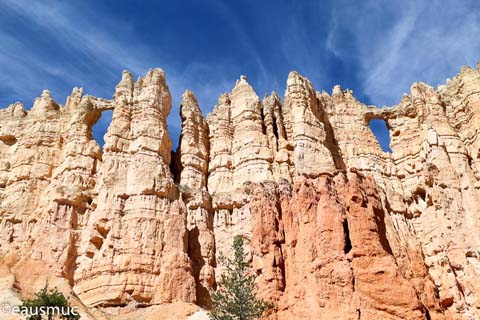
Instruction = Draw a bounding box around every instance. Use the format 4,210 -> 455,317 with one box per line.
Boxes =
1,64 -> 480,319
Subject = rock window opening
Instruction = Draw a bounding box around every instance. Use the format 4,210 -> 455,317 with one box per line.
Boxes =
91,110 -> 113,147
369,118 -> 392,153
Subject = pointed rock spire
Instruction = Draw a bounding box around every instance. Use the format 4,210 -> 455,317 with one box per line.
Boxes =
65,87 -> 84,110
284,70 -> 336,175
31,89 -> 60,115
180,89 -> 202,120
177,89 -> 209,191
114,70 -> 134,102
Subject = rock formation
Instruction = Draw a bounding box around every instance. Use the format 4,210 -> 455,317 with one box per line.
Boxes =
0,64 -> 480,319
173,90 -> 215,307
73,69 -> 196,309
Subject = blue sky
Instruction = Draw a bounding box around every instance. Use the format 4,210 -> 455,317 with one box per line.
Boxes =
1,0 -> 479,152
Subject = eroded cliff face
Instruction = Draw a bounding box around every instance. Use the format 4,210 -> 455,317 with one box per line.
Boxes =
0,64 -> 480,319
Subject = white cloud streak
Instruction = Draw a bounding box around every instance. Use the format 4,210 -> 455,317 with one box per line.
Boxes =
280,1 -> 327,88
2,0 -> 478,149
326,0 -> 480,106
1,0 -> 153,75
0,0 -> 238,148
0,0 -> 156,107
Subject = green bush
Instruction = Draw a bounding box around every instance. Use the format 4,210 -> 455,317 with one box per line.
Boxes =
20,285 -> 80,320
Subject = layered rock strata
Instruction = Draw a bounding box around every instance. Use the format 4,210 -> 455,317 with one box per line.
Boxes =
0,64 -> 479,319
173,90 -> 215,307
73,69 -> 196,308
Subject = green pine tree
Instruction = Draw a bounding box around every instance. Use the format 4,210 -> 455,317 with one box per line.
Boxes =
20,284 -> 80,320
209,236 -> 272,320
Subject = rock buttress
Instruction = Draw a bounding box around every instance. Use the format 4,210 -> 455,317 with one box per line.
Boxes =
73,69 -> 196,308
0,87 -> 112,298
249,173 -> 442,319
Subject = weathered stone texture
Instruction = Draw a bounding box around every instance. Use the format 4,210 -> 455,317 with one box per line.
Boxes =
174,90 -> 215,307
74,69 -> 195,308
1,64 -> 480,319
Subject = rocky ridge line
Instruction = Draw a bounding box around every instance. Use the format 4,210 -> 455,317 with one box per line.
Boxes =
0,64 -> 479,319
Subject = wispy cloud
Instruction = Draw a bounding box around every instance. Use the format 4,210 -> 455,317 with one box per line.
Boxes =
326,0 -> 480,106
0,30 -> 77,99
207,1 -> 270,87
2,0 -> 478,148
0,2 -> 131,106
280,1 -> 329,88
0,0 -> 234,147
0,0 -> 224,103
1,0 -> 154,75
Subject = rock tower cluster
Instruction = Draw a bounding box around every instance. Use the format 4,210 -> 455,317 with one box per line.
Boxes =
1,64 -> 480,319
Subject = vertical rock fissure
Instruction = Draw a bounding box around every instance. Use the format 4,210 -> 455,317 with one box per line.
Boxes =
170,149 -> 181,184
343,219 -> 352,254
260,104 -> 267,135
272,115 -> 279,140
318,99 -> 346,170
373,207 -> 394,255
424,305 -> 432,320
